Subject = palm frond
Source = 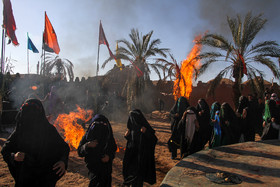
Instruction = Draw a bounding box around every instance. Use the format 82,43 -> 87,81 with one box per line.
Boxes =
207,66 -> 232,97
101,56 -> 114,69
246,66 -> 265,95
198,34 -> 232,51
142,31 -> 153,54
253,56 -> 280,78
241,12 -> 267,50
149,63 -> 162,79
129,29 -> 141,53
250,46 -> 280,58
117,39 -> 135,57
247,41 -> 280,55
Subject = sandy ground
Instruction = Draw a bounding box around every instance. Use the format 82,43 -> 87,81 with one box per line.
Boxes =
0,111 -> 179,187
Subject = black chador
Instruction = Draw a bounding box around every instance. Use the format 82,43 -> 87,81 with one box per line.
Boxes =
168,96 -> 189,159
123,109 -> 157,187
78,114 -> 117,187
1,99 -> 70,186
195,98 -> 211,152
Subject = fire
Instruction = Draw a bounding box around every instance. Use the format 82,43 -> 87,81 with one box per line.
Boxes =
116,146 -> 126,153
54,106 -> 93,150
173,35 -> 202,100
31,86 -> 38,90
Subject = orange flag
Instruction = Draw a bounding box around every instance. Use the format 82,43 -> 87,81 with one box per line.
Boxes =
3,0 -> 19,45
43,12 -> 60,54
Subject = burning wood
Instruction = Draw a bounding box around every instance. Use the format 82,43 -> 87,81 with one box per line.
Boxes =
173,35 -> 202,100
54,106 -> 93,150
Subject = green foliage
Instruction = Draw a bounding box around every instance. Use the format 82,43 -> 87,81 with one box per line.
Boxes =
43,53 -> 74,81
102,29 -> 169,111
197,12 -> 280,108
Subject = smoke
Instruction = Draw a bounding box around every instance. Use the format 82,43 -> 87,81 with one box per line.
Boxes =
196,0 -> 280,42
74,56 -> 97,79
7,77 -> 42,109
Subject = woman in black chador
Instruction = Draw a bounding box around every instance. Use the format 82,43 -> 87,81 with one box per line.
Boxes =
195,98 -> 211,152
123,109 -> 158,187
78,114 -> 117,187
168,96 -> 189,159
219,102 -> 239,145
236,96 -> 254,142
177,106 -> 199,158
1,98 -> 70,186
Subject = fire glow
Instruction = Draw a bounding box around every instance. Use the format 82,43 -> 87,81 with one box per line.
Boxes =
173,35 -> 202,100
54,106 -> 93,150
31,86 -> 38,90
116,146 -> 126,153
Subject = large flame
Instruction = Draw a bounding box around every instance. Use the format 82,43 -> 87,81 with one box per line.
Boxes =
173,35 -> 202,100
54,106 -> 93,150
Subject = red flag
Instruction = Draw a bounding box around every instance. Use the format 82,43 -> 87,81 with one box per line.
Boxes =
99,22 -> 109,46
238,52 -> 247,75
99,21 -> 116,60
3,0 -> 19,45
98,21 -> 143,77
43,12 -> 60,54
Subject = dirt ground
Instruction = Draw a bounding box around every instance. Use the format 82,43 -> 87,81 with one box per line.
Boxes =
0,111 -> 180,187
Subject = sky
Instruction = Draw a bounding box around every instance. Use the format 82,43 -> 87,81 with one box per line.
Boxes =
1,0 -> 280,83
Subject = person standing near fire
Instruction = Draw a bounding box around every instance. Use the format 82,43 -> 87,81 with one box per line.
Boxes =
168,96 -> 189,159
1,98 -> 70,186
195,98 -> 211,152
123,109 -> 157,187
177,106 -> 199,158
77,114 -> 117,187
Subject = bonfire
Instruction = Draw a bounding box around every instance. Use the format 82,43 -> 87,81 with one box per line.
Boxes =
54,106 -> 93,150
173,35 -> 202,100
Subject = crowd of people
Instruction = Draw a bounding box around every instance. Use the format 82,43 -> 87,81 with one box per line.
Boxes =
1,98 -> 157,187
1,90 -> 280,186
168,92 -> 280,159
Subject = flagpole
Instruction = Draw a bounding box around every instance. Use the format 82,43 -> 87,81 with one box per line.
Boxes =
27,33 -> 29,74
40,31 -> 44,75
27,45 -> 29,74
96,20 -> 101,77
43,45 -> 46,76
1,28 -> 6,74
96,42 -> 100,76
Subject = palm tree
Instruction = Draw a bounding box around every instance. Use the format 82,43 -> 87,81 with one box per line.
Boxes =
197,12 -> 280,108
102,29 -> 169,111
43,53 -> 74,81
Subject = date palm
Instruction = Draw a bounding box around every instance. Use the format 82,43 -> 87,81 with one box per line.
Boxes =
43,53 -> 74,81
102,29 -> 169,111
197,12 -> 280,108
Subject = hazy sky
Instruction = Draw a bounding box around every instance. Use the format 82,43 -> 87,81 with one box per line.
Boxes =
1,0 -> 280,83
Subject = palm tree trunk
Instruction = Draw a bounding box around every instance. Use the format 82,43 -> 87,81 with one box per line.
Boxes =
233,75 -> 242,110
